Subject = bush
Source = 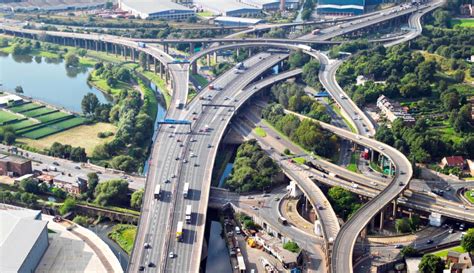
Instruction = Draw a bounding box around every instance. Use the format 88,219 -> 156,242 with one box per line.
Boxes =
98,131 -> 114,138
73,215 -> 89,226
59,198 -> 76,215
283,241 -> 300,253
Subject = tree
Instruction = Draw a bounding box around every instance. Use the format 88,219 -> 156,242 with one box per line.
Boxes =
94,179 -> 129,206
288,49 -> 310,69
139,52 -> 148,71
3,131 -> 16,145
81,93 -> 100,116
395,218 -> 411,233
14,86 -> 23,93
110,155 -> 138,172
70,147 -> 87,162
433,9 -> 451,28
73,215 -> 89,226
20,179 -> 39,194
86,172 -> 99,200
400,246 -> 419,258
283,241 -> 300,253
302,60 -> 321,87
461,228 -> 474,253
409,215 -> 421,231
130,189 -> 144,209
51,187 -> 67,199
65,52 -> 80,67
59,198 -> 76,215
419,254 -> 445,273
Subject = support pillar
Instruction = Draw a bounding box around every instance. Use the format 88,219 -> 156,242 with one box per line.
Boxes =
206,54 -> 211,66
370,217 -> 375,231
236,48 -> 240,57
213,52 -> 217,64
95,41 -> 98,51
153,58 -> 157,74
192,62 -> 197,75
105,42 -> 109,54
379,210 -> 384,230
159,63 -> 163,77
114,44 -> 117,56
392,200 -> 397,218
189,42 -> 194,54
248,48 -> 252,56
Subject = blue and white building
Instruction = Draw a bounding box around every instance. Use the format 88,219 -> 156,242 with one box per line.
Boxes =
317,0 -> 386,16
119,0 -> 195,20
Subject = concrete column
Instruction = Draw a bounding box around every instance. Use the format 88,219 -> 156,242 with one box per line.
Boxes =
165,69 -> 170,83
105,42 -> 109,54
213,52 -> 217,64
95,41 -> 98,51
153,58 -> 157,74
74,38 -> 77,47
371,149 -> 374,162
248,48 -> 252,56
379,210 -> 384,230
236,48 -> 240,57
392,200 -> 397,218
206,54 -> 211,66
131,48 -> 135,62
159,63 -> 163,77
189,42 -> 194,54
370,217 -> 375,231
114,44 -> 117,56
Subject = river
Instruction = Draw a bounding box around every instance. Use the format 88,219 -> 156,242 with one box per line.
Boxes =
0,53 -> 111,113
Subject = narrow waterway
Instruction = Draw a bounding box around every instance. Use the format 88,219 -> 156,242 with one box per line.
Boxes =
204,210 -> 233,273
0,53 -> 111,113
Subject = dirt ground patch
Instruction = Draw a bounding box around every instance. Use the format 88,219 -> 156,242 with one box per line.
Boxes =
19,122 -> 116,155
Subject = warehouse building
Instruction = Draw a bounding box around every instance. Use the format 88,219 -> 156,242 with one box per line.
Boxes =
317,0 -> 388,16
194,0 -> 262,17
118,0 -> 195,20
0,205 -> 49,273
214,16 -> 264,26
241,0 -> 300,11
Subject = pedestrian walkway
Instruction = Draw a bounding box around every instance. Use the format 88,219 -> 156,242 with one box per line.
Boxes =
367,227 -> 446,244
281,198 -> 315,235
35,215 -> 123,273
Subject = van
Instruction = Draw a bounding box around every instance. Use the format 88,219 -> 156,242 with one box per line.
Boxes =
278,216 -> 288,226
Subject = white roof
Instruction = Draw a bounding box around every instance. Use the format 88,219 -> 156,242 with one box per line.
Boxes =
0,205 -> 47,272
0,94 -> 23,105
120,0 -> 193,14
215,16 -> 263,24
194,0 -> 261,13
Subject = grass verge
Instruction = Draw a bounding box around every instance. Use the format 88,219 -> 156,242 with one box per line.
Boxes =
347,153 -> 359,173
108,224 -> 137,254
432,245 -> 465,258
139,69 -> 171,109
254,126 -> 267,137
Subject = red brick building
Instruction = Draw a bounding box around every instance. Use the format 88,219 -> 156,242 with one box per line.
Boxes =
0,155 -> 32,176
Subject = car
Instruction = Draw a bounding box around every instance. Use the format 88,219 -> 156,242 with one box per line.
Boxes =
171,174 -> 176,178
53,162 -> 60,166
144,243 -> 151,249
74,166 -> 81,170
139,266 -> 145,271
179,144 -> 184,147
251,206 -> 258,210
199,129 -> 204,132
190,153 -> 196,157
395,244 -> 403,249
449,228 -> 454,234
194,163 -> 199,167
169,125 -> 175,128
317,205 -> 324,210
382,174 -> 387,178
274,197 -> 280,201
169,134 -> 174,138
183,159 -> 188,163
169,252 -> 175,258
177,139 -> 181,142
207,144 -> 212,148
190,138 -> 196,142
148,262 -> 155,267
224,97 -> 229,100
398,182 -> 404,186
275,136 -> 281,140
262,194 -> 269,197
175,157 -> 180,161
234,99 -> 238,102
426,239 -> 433,244
247,196 -> 254,199
378,146 -> 384,150
192,111 -> 197,115
164,179 -> 170,183
193,116 -> 197,120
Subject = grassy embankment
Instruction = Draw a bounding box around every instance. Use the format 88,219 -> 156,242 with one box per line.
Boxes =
108,224 -> 137,254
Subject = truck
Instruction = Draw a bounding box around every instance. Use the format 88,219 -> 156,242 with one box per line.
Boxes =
176,221 -> 184,242
278,216 -> 288,225
154,184 -> 161,199
175,99 -> 183,109
311,29 -> 321,35
328,172 -> 337,178
236,62 -> 245,70
297,44 -> 312,51
185,205 -> 192,224
137,42 -> 146,48
183,183 -> 189,198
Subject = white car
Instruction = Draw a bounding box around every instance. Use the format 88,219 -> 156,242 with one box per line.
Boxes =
169,252 -> 174,258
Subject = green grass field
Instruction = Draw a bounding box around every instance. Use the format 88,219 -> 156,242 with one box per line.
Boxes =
22,107 -> 56,118
8,119 -> 38,130
293,157 -> 306,164
451,18 -> 474,28
8,102 -> 43,113
464,190 -> 474,204
35,111 -> 71,123
140,69 -> 171,108
347,153 -> 359,173
433,245 -> 465,257
191,74 -> 209,87
0,110 -> 22,124
21,117 -> 86,139
137,77 -> 158,121
108,224 -> 137,254
254,126 -> 267,137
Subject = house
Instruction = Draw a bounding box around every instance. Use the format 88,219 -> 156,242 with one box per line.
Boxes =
460,4 -> 474,17
53,174 -> 88,195
446,251 -> 473,272
0,154 -> 32,176
255,232 -> 302,268
440,156 -> 466,169
376,95 -> 415,124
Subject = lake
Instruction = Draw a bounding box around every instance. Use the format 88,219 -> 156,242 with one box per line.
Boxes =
0,53 -> 111,113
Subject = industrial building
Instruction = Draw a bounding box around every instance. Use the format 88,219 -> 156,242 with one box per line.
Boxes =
316,0 -> 387,16
214,16 -> 264,26
0,205 -> 49,273
240,0 -> 300,11
194,0 -> 262,17
118,0 -> 195,20
0,154 -> 32,176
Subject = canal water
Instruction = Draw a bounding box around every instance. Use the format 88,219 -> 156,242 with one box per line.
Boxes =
203,209 -> 233,273
0,53 -> 111,113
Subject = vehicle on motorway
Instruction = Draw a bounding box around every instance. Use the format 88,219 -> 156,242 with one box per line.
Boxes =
185,205 -> 192,224
235,226 -> 241,234
183,183 -> 190,198
236,62 -> 245,70
395,244 -> 403,249
426,239 -> 433,244
311,29 -> 320,35
175,99 -> 184,109
139,265 -> 145,271
352,183 -> 359,189
278,216 -> 288,226
169,252 -> 174,258
339,94 -> 346,99
297,44 -> 312,51
176,221 -> 184,242
144,243 -> 151,249
154,185 -> 161,199
137,42 -> 146,48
